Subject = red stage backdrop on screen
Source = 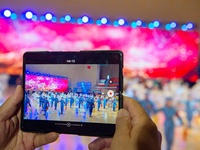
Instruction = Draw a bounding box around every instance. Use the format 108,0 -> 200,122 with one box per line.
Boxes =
0,18 -> 199,81
25,73 -> 68,92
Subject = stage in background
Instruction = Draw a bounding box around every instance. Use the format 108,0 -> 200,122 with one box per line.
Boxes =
0,18 -> 200,150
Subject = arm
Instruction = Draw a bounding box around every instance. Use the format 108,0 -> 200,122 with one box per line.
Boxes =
175,111 -> 183,125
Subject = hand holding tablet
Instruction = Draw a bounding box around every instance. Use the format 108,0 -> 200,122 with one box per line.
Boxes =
88,97 -> 162,150
21,50 -> 123,137
0,85 -> 59,150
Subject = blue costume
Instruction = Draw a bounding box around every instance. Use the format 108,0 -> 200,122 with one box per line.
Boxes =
43,98 -> 49,120
79,96 -> 83,108
112,99 -> 117,111
88,98 -> 94,117
97,98 -> 101,111
83,98 -> 87,111
59,99 -> 66,114
34,109 -> 39,120
75,96 -> 79,107
39,95 -> 44,107
74,96 -> 79,114
103,97 -> 107,109
104,75 -> 110,87
81,83 -> 87,94
50,94 -> 55,107
54,96 -> 58,110
140,99 -> 155,116
24,94 -> 31,117
70,97 -> 74,108
157,107 -> 182,150
65,97 -> 69,107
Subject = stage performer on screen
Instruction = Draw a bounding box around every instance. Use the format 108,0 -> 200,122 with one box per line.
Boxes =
49,92 -> 54,107
59,97 -> 66,114
70,95 -> 74,108
78,94 -> 84,109
24,92 -> 31,117
103,96 -> 107,109
54,94 -> 59,110
83,96 -> 88,111
64,93 -> 69,108
74,94 -> 79,114
43,97 -> 50,120
112,97 -> 117,111
39,93 -> 44,108
88,95 -> 95,117
104,75 -> 110,87
97,96 -> 101,111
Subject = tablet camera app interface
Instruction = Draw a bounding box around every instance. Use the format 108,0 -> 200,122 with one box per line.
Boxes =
24,64 -> 120,124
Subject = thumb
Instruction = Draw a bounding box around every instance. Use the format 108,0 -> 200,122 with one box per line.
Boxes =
0,85 -> 23,121
114,109 -> 132,138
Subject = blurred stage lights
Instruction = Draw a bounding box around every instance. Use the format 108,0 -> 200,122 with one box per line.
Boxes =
24,11 -> 37,21
148,23 -> 154,29
153,21 -> 160,27
101,17 -> 108,24
165,24 -> 171,30
131,22 -> 137,28
25,11 -> 33,19
3,9 -> 11,17
45,13 -> 53,20
65,15 -> 71,22
2,9 -> 17,20
82,16 -> 89,23
136,20 -> 142,26
40,13 -> 57,22
0,9 -> 196,30
170,22 -> 177,28
181,25 -> 187,31
118,18 -> 125,26
187,23 -> 194,29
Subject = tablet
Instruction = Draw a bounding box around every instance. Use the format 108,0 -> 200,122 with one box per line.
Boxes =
21,50 -> 123,137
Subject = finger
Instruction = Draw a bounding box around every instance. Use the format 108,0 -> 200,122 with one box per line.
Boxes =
11,115 -> 19,130
114,109 -> 132,138
88,138 -> 112,150
0,85 -> 23,121
123,96 -> 149,124
33,132 -> 59,148
158,131 -> 162,146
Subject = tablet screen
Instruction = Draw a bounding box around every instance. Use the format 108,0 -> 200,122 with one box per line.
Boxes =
24,63 -> 120,124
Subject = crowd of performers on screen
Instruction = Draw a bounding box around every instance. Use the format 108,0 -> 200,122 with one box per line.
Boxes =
24,89 -> 118,120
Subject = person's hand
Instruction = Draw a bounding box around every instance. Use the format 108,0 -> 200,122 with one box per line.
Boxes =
0,85 -> 59,150
88,96 -> 162,150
